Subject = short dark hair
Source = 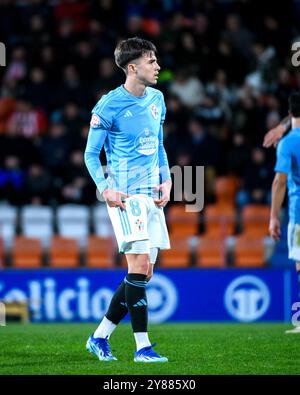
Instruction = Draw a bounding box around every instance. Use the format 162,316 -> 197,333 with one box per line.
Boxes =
289,92 -> 300,117
114,37 -> 156,72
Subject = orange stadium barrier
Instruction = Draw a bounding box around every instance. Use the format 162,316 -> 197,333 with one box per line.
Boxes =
204,204 -> 236,237
159,236 -> 191,268
167,204 -> 199,237
13,236 -> 42,268
215,176 -> 240,206
234,234 -> 265,267
49,236 -> 79,268
86,235 -> 115,268
196,235 -> 226,268
241,204 -> 270,237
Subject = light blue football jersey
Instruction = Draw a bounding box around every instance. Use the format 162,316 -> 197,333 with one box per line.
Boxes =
275,127 -> 300,223
84,85 -> 170,198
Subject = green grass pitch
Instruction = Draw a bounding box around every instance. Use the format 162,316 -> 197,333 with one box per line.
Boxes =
0,322 -> 299,375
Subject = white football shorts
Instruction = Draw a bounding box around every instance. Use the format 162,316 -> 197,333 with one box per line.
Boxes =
287,222 -> 300,262
107,194 -> 170,255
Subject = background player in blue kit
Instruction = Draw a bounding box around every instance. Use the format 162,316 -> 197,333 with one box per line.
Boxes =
269,92 -> 300,334
84,37 -> 172,361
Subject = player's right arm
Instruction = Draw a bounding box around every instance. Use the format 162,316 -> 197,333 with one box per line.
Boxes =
269,139 -> 290,241
263,115 -> 291,148
84,101 -> 127,209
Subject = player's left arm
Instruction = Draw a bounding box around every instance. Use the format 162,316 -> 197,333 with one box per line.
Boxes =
269,172 -> 287,241
155,97 -> 172,207
269,139 -> 290,241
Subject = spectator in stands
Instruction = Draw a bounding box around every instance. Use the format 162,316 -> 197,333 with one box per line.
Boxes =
60,150 -> 95,205
0,124 -> 41,169
57,65 -> 86,107
0,156 -> 24,205
226,133 -> 250,177
39,121 -> 71,177
23,163 -> 52,205
237,147 -> 273,207
25,67 -> 52,113
187,116 -> 220,168
6,97 -> 47,139
168,69 -> 204,108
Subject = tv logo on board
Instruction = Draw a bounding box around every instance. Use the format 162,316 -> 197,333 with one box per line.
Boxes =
224,276 -> 271,322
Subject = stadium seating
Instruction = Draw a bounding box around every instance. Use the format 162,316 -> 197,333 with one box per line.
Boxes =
196,235 -> 226,267
241,204 -> 270,237
167,204 -> 199,237
57,204 -> 90,248
215,176 -> 240,206
0,205 -> 17,249
204,204 -> 236,236
86,235 -> 115,268
234,234 -> 265,267
20,205 -> 53,248
49,236 -> 79,268
92,203 -> 114,237
159,236 -> 191,267
12,236 -> 42,268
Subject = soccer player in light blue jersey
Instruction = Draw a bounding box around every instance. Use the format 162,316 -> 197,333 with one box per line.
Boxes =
269,92 -> 300,334
85,37 -> 171,361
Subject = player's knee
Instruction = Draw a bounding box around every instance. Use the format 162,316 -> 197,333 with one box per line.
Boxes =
126,253 -> 150,274
137,254 -> 150,273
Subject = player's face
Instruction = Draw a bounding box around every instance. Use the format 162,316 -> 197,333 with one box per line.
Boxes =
134,51 -> 160,86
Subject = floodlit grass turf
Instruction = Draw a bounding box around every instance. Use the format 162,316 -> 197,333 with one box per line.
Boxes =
0,323 -> 299,375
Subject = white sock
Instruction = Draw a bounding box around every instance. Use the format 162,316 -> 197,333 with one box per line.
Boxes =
134,332 -> 151,351
93,316 -> 117,339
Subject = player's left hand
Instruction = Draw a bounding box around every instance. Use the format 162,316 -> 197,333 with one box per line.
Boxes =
269,217 -> 281,241
154,179 -> 172,208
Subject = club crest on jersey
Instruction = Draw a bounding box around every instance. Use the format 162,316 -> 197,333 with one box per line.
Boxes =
134,218 -> 144,233
150,104 -> 158,119
90,114 -> 100,128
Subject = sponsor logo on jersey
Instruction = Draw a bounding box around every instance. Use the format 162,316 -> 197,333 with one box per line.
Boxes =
135,128 -> 158,155
90,114 -> 101,127
150,104 -> 159,119
134,218 -> 144,233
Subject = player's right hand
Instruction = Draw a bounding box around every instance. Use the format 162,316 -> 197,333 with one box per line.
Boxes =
103,189 -> 128,210
269,217 -> 281,241
263,125 -> 285,148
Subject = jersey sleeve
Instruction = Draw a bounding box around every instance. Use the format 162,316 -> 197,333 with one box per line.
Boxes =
275,139 -> 291,174
91,96 -> 114,130
84,97 -> 114,194
160,93 -> 166,126
158,93 -> 171,182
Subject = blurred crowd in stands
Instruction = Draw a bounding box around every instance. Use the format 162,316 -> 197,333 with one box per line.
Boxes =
0,0 -> 300,210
